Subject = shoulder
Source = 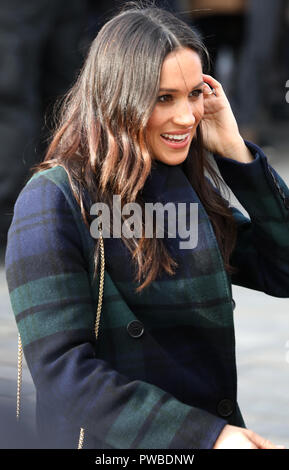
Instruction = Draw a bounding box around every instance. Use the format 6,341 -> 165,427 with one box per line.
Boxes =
8,165 -> 89,255
26,165 -> 72,198
14,165 -> 79,217
6,165 -> 93,276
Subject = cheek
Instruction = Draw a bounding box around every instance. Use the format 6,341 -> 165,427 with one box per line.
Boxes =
146,110 -> 165,136
195,100 -> 204,121
145,119 -> 154,145
145,117 -> 160,149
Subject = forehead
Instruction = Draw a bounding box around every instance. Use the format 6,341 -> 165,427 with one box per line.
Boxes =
160,47 -> 202,88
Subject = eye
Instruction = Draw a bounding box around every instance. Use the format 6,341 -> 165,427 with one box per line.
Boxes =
157,94 -> 172,103
157,89 -> 204,104
189,89 -> 203,98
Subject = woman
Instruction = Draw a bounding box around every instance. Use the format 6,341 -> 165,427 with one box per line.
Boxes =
5,2 -> 289,449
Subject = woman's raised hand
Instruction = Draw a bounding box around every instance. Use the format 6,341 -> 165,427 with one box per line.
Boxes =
213,424 -> 286,449
201,74 -> 253,163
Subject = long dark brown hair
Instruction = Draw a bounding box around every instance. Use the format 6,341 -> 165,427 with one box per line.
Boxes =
31,0 -> 237,293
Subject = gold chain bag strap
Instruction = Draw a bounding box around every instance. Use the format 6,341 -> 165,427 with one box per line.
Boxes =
16,229 -> 105,450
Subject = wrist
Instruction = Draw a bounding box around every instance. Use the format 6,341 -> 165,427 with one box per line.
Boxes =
217,137 -> 254,163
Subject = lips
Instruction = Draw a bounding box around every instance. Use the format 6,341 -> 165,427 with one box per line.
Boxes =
160,132 -> 191,149
161,133 -> 190,142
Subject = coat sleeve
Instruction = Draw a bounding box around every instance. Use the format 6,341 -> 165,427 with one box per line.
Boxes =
5,172 -> 227,449
213,140 -> 289,297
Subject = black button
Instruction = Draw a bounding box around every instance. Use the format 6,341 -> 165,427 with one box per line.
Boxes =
217,399 -> 235,417
284,197 -> 289,210
231,299 -> 236,311
127,320 -> 144,338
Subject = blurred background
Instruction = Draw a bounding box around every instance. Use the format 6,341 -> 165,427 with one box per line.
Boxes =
0,0 -> 288,448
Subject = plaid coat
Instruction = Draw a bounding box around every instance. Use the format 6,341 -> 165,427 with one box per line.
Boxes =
5,141 -> 289,449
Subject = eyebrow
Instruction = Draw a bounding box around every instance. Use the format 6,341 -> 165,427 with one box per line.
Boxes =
159,81 -> 204,92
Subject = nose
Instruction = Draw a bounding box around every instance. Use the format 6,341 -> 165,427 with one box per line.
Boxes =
172,100 -> 196,127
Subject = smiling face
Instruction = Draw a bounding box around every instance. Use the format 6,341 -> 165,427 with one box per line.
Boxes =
146,47 -> 205,166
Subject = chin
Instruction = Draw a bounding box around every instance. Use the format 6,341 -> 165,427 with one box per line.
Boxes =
156,152 -> 189,166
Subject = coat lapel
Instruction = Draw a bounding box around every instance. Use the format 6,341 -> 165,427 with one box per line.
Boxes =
92,160 -> 233,328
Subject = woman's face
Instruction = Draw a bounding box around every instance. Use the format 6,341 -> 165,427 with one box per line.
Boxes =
146,47 -> 204,166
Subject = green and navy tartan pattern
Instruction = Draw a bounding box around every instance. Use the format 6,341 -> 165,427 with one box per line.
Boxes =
5,141 -> 289,449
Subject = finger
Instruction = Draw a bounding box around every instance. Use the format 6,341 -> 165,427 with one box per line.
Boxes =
249,431 -> 279,449
249,443 -> 259,449
203,82 -> 216,96
202,74 -> 222,92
